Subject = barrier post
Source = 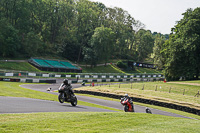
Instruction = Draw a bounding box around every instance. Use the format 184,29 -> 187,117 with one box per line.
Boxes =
194,91 -> 200,97
142,84 -> 144,90
169,87 -> 171,93
183,89 -> 185,95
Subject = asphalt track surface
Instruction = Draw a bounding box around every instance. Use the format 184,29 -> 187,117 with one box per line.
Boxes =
0,82 -> 193,119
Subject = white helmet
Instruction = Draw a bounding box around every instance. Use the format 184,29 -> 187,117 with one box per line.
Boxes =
125,94 -> 128,97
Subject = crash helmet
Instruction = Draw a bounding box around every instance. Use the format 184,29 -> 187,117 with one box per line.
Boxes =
63,79 -> 68,85
125,94 -> 128,97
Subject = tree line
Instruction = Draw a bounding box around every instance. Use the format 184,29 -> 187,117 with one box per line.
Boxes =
152,8 -> 200,80
0,0 -> 168,66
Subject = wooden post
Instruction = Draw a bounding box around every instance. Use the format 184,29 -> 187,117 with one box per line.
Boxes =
169,87 -> 171,93
131,83 -> 132,89
195,90 -> 200,97
155,85 -> 157,91
119,83 -> 120,88
183,89 -> 185,95
142,84 -> 144,90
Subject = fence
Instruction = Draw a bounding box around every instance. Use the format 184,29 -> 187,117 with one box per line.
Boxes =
0,70 -> 164,79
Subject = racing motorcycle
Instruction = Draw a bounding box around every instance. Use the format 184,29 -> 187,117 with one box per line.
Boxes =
58,83 -> 77,106
120,97 -> 134,112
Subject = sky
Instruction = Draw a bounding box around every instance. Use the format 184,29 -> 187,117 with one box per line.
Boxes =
89,0 -> 200,34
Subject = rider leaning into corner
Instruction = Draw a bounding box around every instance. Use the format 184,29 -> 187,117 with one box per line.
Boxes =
124,94 -> 133,103
60,79 -> 74,95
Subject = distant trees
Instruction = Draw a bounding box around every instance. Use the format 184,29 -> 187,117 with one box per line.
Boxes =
152,8 -> 200,80
0,0 -> 163,67
0,19 -> 20,57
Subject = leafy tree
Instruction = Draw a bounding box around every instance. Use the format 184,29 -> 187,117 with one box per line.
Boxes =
75,0 -> 101,62
135,29 -> 154,61
152,35 -> 166,69
0,19 -> 20,57
21,31 -> 45,57
87,26 -> 115,66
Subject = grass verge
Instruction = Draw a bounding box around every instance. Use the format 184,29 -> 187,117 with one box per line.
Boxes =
0,112 -> 200,133
74,81 -> 200,110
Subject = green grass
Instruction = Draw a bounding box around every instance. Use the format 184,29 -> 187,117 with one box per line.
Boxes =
75,81 -> 200,110
0,112 -> 199,133
0,61 -> 41,72
82,64 -> 121,73
0,82 -> 57,101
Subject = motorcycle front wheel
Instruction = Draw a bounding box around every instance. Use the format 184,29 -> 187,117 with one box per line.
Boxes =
124,105 -> 129,112
71,96 -> 77,106
58,93 -> 65,103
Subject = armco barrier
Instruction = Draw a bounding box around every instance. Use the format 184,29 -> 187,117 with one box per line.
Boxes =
74,90 -> 200,115
0,78 -> 20,82
71,78 -> 164,83
21,79 -> 56,83
0,78 -> 56,83
0,72 -> 164,79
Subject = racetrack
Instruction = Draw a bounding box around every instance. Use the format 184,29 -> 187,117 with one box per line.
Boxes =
0,82 -> 193,119
0,96 -> 114,113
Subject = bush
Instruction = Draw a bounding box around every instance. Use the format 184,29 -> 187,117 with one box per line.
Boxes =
116,61 -> 127,69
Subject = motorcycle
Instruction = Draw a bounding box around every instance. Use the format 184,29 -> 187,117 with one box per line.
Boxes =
58,83 -> 77,106
81,82 -> 85,86
120,97 -> 134,112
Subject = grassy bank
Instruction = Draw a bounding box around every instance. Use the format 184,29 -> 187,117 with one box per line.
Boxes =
0,61 -> 40,72
0,112 -> 199,133
81,64 -> 121,73
0,60 -> 162,74
75,81 -> 200,110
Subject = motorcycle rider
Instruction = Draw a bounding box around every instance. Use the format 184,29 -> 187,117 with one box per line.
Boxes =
124,94 -> 132,103
61,79 -> 74,96
121,94 -> 133,104
121,94 -> 134,112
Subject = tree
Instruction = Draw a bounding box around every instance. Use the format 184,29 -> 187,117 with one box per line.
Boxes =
152,35 -> 166,69
0,19 -> 20,57
86,26 -> 115,66
163,8 -> 200,80
135,29 -> 154,61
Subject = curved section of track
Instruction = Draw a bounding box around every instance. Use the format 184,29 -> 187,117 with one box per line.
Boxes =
18,83 -> 193,119
0,82 -> 193,119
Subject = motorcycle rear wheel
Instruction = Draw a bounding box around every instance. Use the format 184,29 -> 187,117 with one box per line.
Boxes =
131,104 -> 135,112
58,93 -> 65,103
